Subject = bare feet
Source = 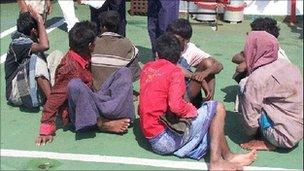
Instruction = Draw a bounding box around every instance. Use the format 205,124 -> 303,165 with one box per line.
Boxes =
241,140 -> 276,151
97,117 -> 130,134
226,149 -> 257,167
209,159 -> 243,171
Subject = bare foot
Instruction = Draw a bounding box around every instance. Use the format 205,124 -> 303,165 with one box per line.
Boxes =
241,140 -> 276,151
97,118 -> 130,134
209,159 -> 242,171
226,149 -> 257,166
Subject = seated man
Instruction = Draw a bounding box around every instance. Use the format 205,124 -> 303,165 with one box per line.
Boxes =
91,11 -> 140,95
232,17 -> 293,112
238,31 -> 303,151
139,33 -> 256,170
35,21 -> 134,146
166,19 -> 223,108
232,17 -> 291,83
5,8 -> 59,109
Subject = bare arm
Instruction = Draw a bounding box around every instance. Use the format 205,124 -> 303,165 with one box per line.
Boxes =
28,5 -> 49,52
168,70 -> 197,118
45,0 -> 53,15
182,57 -> 223,83
177,64 -> 193,79
17,0 -> 29,13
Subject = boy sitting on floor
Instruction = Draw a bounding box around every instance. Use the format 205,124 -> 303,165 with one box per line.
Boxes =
166,19 -> 223,108
5,7 -> 62,109
91,10 -> 141,98
139,33 -> 257,171
35,21 -> 134,145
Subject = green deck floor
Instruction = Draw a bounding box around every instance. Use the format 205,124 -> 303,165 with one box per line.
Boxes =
1,1 -> 303,170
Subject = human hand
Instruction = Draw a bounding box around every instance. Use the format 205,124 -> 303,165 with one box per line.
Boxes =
20,7 -> 28,13
46,0 -> 52,15
35,135 -> 54,146
191,71 -> 208,82
28,5 -> 43,23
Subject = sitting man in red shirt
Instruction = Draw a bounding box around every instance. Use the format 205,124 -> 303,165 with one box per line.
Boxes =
35,21 -> 133,145
139,33 -> 257,170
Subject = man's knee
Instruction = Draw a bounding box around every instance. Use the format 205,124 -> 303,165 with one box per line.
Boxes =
67,78 -> 84,95
200,58 -> 214,70
117,67 -> 132,82
216,101 -> 226,117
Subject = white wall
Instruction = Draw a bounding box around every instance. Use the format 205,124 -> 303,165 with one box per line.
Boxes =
179,0 -> 304,16
244,0 -> 303,16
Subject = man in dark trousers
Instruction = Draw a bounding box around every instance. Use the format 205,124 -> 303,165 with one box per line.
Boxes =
90,0 -> 126,36
147,0 -> 180,55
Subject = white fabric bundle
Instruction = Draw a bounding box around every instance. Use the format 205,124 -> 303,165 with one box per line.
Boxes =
81,0 -> 106,9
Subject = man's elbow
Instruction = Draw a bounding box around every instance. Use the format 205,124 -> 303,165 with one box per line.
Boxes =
169,102 -> 184,114
41,44 -> 50,51
218,62 -> 223,72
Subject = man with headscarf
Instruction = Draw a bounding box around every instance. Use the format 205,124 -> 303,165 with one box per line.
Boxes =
238,31 -> 303,151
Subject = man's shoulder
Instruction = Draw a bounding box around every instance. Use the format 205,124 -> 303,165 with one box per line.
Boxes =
99,33 -> 133,43
247,61 -> 283,87
183,42 -> 210,59
56,54 -> 79,74
11,32 -> 33,45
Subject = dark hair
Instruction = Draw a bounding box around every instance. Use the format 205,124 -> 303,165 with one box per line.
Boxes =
166,18 -> 193,40
17,12 -> 38,36
69,21 -> 97,52
98,10 -> 120,33
250,17 -> 280,38
155,33 -> 181,64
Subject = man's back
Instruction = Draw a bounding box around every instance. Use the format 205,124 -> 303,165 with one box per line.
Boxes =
246,58 -> 303,146
91,32 -> 139,91
139,59 -> 197,138
5,32 -> 33,87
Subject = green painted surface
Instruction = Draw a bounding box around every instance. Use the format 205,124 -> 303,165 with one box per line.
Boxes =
0,1 -> 303,170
